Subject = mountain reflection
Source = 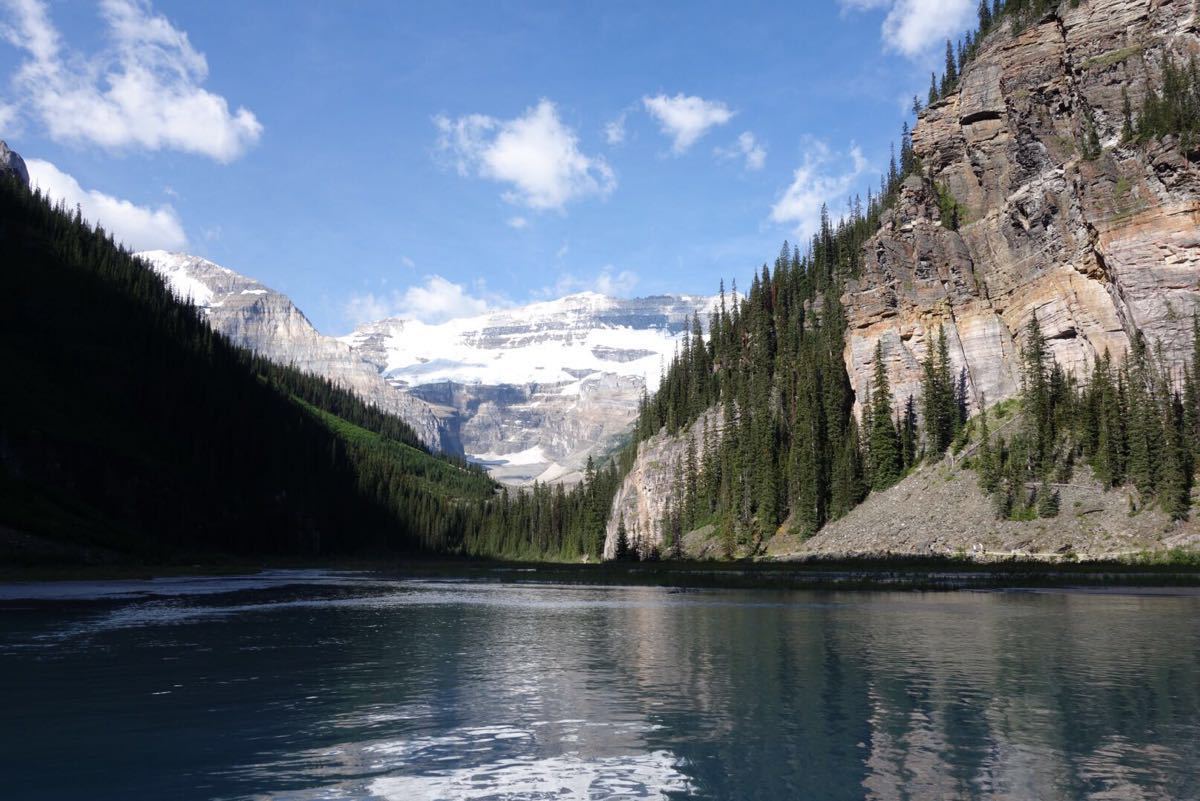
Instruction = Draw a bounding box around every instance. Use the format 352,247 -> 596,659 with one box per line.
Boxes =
2,578 -> 1197,801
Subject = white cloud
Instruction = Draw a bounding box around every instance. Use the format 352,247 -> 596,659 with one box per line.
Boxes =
544,265 -> 638,298
604,112 -> 626,145
1,0 -> 262,161
435,99 -> 614,211
0,100 -> 15,130
769,141 -> 868,240
642,93 -> 734,153
840,0 -> 975,58
716,131 -> 766,171
344,275 -> 498,326
507,215 -> 529,229
400,255 -> 416,269
27,157 -> 187,250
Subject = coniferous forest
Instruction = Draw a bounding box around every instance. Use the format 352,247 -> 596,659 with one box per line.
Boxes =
4,0 -> 1200,564
0,174 -> 621,561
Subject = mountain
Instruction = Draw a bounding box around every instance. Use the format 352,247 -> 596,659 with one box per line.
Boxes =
842,0 -> 1200,417
341,293 -> 712,483
140,250 -> 711,484
0,140 -> 28,185
139,251 -> 454,452
0,170 -> 505,561
602,0 -> 1200,561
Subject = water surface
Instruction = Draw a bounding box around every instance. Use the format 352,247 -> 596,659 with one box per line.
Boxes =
2,572 -> 1197,800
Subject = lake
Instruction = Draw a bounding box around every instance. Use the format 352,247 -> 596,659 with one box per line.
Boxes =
1,571 -> 1197,800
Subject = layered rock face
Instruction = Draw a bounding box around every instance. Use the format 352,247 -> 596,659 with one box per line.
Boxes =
845,0 -> 1200,414
0,141 -> 29,185
603,408 -> 720,559
137,251 -> 452,451
604,0 -> 1200,557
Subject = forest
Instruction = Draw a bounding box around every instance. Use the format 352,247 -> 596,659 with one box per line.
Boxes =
0,173 -> 620,561
5,0 -> 1199,564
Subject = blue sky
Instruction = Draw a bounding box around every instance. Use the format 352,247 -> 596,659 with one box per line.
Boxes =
0,0 -> 977,333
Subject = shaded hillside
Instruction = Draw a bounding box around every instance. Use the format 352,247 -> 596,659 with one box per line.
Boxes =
0,173 -> 498,560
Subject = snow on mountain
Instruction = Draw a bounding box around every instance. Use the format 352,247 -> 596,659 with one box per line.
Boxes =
137,250 -> 453,452
340,291 -> 709,394
138,249 -> 713,484
340,292 -> 712,483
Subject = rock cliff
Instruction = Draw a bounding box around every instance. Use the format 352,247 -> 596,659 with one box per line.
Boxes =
0,141 -> 29,185
603,407 -> 721,559
604,0 -> 1200,557
845,0 -> 1200,414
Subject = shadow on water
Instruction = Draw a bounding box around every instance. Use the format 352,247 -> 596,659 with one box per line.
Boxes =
1,573 -> 1197,800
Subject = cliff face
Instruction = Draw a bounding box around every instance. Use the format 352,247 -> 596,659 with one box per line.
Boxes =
602,407 -> 720,559
605,0 -> 1200,556
0,141 -> 29,185
845,0 -> 1200,414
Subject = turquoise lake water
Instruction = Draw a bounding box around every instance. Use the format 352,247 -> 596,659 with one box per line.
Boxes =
1,571 -> 1197,800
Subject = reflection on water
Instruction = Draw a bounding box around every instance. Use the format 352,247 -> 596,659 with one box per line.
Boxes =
1,575 -> 1198,800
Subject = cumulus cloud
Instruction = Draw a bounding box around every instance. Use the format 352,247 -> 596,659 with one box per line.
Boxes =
1,0 -> 262,161
642,93 -> 734,153
435,99 -> 614,212
716,131 -> 766,171
840,0 -> 975,58
27,157 -> 187,250
769,140 -> 868,240
543,265 -> 639,298
344,275 -> 501,326
507,215 -> 529,229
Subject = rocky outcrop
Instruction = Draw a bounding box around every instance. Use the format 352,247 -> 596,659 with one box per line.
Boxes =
845,0 -> 1200,415
410,374 -> 648,484
603,407 -> 721,559
0,141 -> 29,186
137,251 -> 453,451
603,0 -> 1200,556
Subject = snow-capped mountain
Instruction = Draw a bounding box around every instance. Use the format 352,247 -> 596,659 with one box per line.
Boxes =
139,251 -> 453,451
139,250 -> 711,484
342,294 -> 711,483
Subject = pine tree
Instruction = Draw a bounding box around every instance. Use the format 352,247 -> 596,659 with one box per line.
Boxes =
978,0 -> 992,32
1037,477 -> 1059,518
614,513 -> 630,561
900,394 -> 917,469
941,40 -> 958,95
867,341 -> 902,490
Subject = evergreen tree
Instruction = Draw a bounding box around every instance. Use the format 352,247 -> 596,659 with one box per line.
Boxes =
867,341 -> 902,490
614,513 -> 630,561
1037,477 -> 1059,518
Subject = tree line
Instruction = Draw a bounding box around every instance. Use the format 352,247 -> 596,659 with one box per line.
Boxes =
0,173 -> 628,561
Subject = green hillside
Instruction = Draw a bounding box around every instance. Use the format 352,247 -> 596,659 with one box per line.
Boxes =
0,174 -> 499,560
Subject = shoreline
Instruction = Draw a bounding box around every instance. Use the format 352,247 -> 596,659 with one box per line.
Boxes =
4,554 -> 1200,592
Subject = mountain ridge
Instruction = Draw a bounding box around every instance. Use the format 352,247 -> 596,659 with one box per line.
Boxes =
139,249 -> 712,484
